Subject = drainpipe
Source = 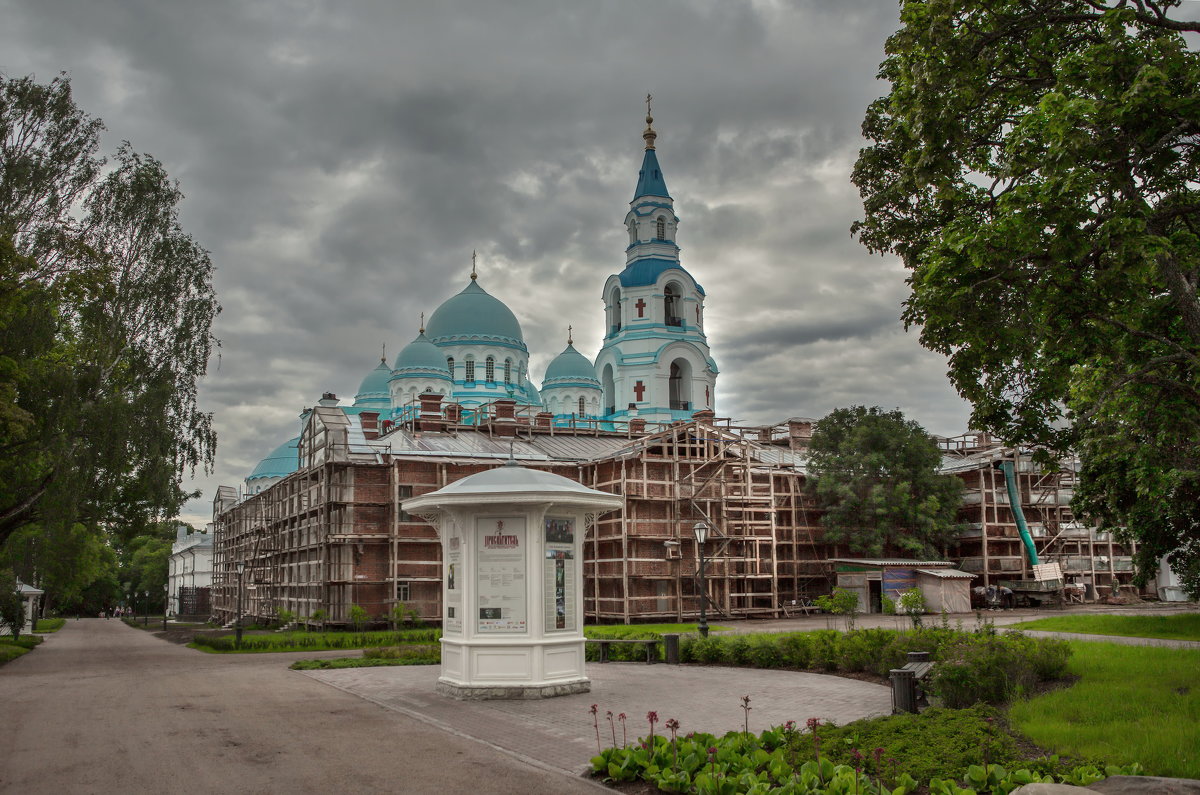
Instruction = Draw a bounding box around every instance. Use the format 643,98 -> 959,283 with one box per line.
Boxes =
996,460 -> 1040,566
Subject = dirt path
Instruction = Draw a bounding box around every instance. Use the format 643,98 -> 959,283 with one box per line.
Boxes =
0,620 -> 603,794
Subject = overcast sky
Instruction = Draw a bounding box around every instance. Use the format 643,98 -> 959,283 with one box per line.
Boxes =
1,0 -> 976,528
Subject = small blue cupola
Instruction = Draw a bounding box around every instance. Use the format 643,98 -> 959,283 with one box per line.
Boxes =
353,357 -> 393,409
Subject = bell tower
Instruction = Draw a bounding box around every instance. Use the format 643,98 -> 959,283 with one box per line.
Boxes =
595,98 -> 718,423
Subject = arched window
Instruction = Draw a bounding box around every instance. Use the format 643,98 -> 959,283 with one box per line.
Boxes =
628,221 -> 637,245
664,282 -> 682,327
578,396 -> 586,416
465,357 -> 475,383
602,364 -> 616,416
485,356 -> 495,383
608,286 -> 622,334
446,357 -> 454,378
669,358 -> 693,411
503,358 -> 512,384
656,216 -> 666,240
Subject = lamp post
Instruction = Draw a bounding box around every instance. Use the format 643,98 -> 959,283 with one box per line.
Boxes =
162,582 -> 169,631
235,561 -> 245,649
693,521 -> 710,638
143,591 -> 149,626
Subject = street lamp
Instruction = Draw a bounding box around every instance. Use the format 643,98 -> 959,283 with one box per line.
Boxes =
235,561 -> 245,649
162,582 -> 169,631
693,521 -> 710,638
143,590 -> 150,626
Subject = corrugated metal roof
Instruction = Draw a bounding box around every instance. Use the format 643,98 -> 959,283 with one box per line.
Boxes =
831,558 -> 953,568
917,568 -> 977,580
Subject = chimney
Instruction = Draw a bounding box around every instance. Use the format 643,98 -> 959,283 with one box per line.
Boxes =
535,411 -> 553,429
418,393 -> 444,432
444,402 -> 462,425
491,399 -> 517,437
630,417 -> 646,433
359,411 -> 380,440
318,392 -> 339,407
787,418 -> 813,451
692,409 -> 716,423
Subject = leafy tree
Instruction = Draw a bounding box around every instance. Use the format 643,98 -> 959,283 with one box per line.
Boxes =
807,406 -> 963,559
0,73 -> 218,552
0,522 -> 115,614
348,604 -> 369,632
0,567 -> 25,639
814,587 -> 861,631
852,0 -> 1200,596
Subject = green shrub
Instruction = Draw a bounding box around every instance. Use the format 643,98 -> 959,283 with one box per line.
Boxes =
684,635 -> 725,664
777,632 -> 812,669
837,627 -> 896,673
809,629 -> 841,671
362,643 -> 439,662
927,631 -> 1068,707
722,634 -> 751,666
746,634 -> 785,668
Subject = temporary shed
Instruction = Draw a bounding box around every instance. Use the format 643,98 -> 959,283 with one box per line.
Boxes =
829,559 -> 975,614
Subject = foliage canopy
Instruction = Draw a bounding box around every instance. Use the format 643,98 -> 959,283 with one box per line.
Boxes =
806,406 -> 962,559
0,74 -> 218,562
852,1 -> 1200,595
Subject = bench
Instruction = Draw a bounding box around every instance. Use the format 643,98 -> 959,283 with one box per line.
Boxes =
586,638 -> 661,664
781,598 -> 817,617
890,651 -> 935,713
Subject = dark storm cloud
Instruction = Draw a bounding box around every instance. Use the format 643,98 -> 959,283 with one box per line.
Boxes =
0,0 -> 973,527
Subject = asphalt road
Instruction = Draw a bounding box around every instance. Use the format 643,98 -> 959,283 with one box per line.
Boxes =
0,620 -> 604,794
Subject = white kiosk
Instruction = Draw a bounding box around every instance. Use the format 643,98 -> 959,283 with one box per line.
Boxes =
403,462 -> 623,699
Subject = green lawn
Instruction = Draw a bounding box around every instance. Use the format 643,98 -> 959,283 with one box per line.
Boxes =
190,628 -> 440,653
35,618 -> 66,633
1010,641 -> 1200,778
1011,612 -> 1200,641
584,623 -> 729,637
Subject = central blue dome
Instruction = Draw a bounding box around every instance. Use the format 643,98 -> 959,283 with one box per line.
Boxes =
425,279 -> 525,346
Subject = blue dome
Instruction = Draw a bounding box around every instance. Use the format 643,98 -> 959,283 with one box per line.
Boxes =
247,437 -> 300,482
543,344 -> 600,385
425,279 -> 525,346
354,359 -> 392,406
393,332 -> 451,374
618,257 -> 705,295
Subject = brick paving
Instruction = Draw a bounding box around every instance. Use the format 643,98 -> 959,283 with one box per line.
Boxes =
303,663 -> 893,777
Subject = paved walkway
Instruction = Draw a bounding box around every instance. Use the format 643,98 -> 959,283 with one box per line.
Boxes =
0,620 -> 607,794
304,662 -> 892,777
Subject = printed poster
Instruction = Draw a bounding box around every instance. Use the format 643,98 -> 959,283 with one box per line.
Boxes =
476,516 -> 527,633
444,532 -> 463,634
543,516 -> 576,632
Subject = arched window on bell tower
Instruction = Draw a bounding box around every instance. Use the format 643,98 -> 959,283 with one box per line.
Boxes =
664,281 -> 682,327
656,216 -> 666,240
608,286 -> 622,334
669,358 -> 693,411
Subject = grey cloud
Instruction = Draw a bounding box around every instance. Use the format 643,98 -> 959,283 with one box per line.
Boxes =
0,0 -> 976,529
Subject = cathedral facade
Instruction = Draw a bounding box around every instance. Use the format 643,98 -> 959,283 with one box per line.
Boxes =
245,110 -> 718,495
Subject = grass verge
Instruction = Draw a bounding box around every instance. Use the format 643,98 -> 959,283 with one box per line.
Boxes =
1010,641 -> 1200,778
34,618 -> 66,633
585,623 -> 730,636
0,635 -> 42,666
1011,612 -> 1200,641
189,628 -> 439,653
